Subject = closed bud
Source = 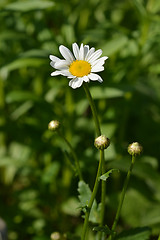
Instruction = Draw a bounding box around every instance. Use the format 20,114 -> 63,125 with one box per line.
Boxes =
48,120 -> 60,131
128,142 -> 143,156
94,135 -> 110,150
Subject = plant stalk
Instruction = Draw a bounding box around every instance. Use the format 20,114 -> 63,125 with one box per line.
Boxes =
82,83 -> 106,240
109,155 -> 136,240
81,150 -> 103,240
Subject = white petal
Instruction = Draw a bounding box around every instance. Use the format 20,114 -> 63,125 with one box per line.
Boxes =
61,69 -> 73,77
97,75 -> 103,83
85,47 -> 95,61
50,61 -> 56,68
49,55 -> 61,62
84,45 -> 89,59
91,66 -> 104,72
79,43 -> 84,60
87,49 -> 102,63
91,56 -> 108,67
72,43 -> 80,59
59,45 -> 75,63
88,73 -> 103,82
88,73 -> 99,80
69,78 -> 83,89
54,60 -> 69,69
51,70 -> 62,76
82,75 -> 89,82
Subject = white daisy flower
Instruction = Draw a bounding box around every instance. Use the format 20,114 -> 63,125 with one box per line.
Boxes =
49,43 -> 108,89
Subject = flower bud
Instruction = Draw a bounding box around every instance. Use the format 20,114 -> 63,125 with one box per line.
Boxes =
48,120 -> 60,131
51,232 -> 61,240
94,135 -> 110,150
128,142 -> 143,156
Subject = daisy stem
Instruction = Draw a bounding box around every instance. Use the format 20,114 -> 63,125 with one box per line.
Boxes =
98,150 -> 106,240
109,155 -> 136,240
81,150 -> 103,240
83,83 -> 101,137
83,83 -> 106,240
57,130 -> 83,181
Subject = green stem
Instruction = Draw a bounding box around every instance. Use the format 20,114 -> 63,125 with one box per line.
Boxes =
81,150 -> 103,240
82,83 -> 106,240
58,130 -> 83,181
158,235 -> 160,240
109,155 -> 136,240
99,150 -> 106,240
83,83 -> 101,136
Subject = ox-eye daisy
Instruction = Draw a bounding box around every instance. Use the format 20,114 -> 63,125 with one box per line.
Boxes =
49,43 -> 108,89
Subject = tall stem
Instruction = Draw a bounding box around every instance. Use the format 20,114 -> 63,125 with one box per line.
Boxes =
81,150 -> 103,240
58,130 -> 83,181
83,83 -> 101,136
110,156 -> 136,240
98,150 -> 106,240
82,83 -> 106,240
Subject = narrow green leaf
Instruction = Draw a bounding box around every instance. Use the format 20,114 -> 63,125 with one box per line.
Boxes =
90,86 -> 125,99
6,91 -> 39,103
101,35 -> 128,56
3,0 -> 54,12
99,169 -> 119,181
11,101 -> 33,120
1,58 -> 46,73
115,227 -> 151,240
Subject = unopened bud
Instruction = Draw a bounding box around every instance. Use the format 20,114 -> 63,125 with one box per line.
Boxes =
51,232 -> 61,240
94,135 -> 110,150
48,120 -> 60,131
128,142 -> 143,156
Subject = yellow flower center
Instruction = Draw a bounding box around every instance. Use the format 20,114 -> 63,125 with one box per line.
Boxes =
69,60 -> 91,77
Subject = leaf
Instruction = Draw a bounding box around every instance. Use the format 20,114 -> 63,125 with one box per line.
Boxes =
61,197 -> 80,217
77,181 -> 100,223
90,86 -> 125,99
1,58 -> 46,73
99,169 -> 119,181
11,101 -> 33,120
93,226 -> 113,234
42,162 -> 60,184
19,49 -> 50,58
6,91 -> 39,103
149,64 -> 160,74
101,35 -> 128,56
78,180 -> 92,208
3,0 -> 54,12
141,204 -> 160,226
115,227 -> 151,240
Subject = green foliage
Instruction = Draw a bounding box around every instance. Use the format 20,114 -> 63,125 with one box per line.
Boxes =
0,0 -> 160,239
78,181 -> 100,223
93,226 -> 112,235
99,169 -> 119,181
115,227 -> 151,240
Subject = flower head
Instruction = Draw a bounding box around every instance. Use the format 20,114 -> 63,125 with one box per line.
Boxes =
128,142 -> 143,156
49,43 -> 108,89
48,120 -> 60,131
94,135 -> 110,150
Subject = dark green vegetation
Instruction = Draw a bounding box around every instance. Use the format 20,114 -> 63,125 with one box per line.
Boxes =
0,0 -> 160,239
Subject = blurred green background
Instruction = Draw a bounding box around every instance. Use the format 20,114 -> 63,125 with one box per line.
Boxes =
0,0 -> 160,239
